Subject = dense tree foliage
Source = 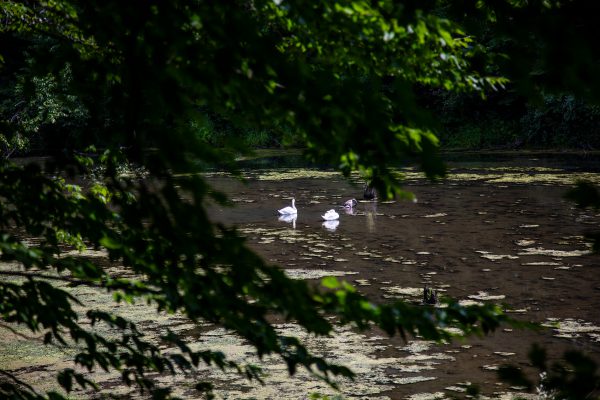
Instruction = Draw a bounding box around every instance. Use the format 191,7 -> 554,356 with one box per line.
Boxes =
0,1 -> 598,399
423,0 -> 600,150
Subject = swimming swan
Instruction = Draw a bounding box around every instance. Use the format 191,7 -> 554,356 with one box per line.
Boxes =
278,198 -> 297,215
343,198 -> 358,208
322,209 -> 339,221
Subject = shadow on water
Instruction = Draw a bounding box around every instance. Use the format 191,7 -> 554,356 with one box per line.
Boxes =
232,149 -> 600,171
443,150 -> 600,172
4,151 -> 600,399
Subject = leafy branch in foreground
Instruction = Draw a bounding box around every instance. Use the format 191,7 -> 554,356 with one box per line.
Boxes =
498,344 -> 600,400
0,1 -> 530,398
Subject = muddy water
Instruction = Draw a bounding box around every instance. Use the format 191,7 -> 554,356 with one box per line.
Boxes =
202,155 -> 600,399
2,154 -> 600,399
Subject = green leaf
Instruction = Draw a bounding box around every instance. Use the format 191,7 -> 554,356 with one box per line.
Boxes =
99,236 -> 122,250
321,276 -> 340,289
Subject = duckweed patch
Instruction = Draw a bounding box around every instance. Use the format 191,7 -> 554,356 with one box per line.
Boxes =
254,169 -> 341,181
520,261 -> 562,266
476,251 -> 519,261
406,392 -> 446,400
424,213 -> 447,218
5,157 -> 600,399
395,376 -> 437,385
188,324 -> 463,399
515,239 -> 536,246
284,269 -> 358,280
517,247 -> 592,257
447,171 -> 600,185
380,286 -> 423,300
467,292 -> 506,301
543,318 -> 600,342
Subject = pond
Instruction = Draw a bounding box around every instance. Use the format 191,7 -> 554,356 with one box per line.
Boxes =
1,152 -> 599,399
200,151 -> 600,399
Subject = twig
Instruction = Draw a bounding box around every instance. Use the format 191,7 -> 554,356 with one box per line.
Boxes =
0,369 -> 42,397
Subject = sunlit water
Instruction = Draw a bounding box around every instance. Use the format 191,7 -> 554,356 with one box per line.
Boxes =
200,153 -> 600,398
2,153 -> 600,399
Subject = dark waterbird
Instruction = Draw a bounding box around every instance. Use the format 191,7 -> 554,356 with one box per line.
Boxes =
423,286 -> 438,305
363,183 -> 376,200
343,198 -> 358,208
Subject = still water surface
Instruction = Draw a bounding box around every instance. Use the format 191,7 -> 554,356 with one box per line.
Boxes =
2,153 -> 599,399
202,153 -> 600,399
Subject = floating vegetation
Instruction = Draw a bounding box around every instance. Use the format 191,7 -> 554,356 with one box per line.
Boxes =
60,249 -> 109,258
459,299 -> 483,306
406,392 -> 446,400
505,308 -> 528,314
447,171 -> 600,185
542,318 -> 600,342
495,393 -> 539,400
424,213 -> 447,218
383,257 -> 402,263
205,165 -> 600,186
181,323 -> 419,399
467,291 -> 506,301
254,169 -> 341,181
493,352 -> 516,357
518,247 -> 592,257
380,286 -> 423,299
476,251 -> 519,261
515,239 -> 536,246
7,160 -> 596,398
521,261 -> 562,266
399,341 -> 435,354
284,269 -> 359,280
481,364 -> 499,371
395,376 -> 437,385
445,385 -> 467,393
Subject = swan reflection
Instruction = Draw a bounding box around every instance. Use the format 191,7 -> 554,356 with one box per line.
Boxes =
343,207 -> 357,215
278,214 -> 297,229
322,220 -> 339,231
364,201 -> 377,233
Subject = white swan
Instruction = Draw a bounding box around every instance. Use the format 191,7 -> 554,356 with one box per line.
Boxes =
321,209 -> 339,221
278,198 -> 297,215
